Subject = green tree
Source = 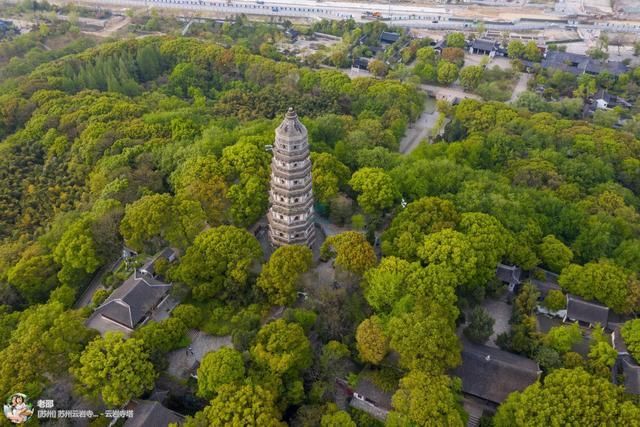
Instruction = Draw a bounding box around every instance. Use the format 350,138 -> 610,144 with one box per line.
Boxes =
558,260 -> 639,313
120,193 -> 205,252
175,226 -> 262,300
538,235 -> 573,273
72,332 -> 156,407
507,40 -> 526,59
321,231 -> 377,276
417,228 -> 476,286
171,155 -> 229,225
188,383 -> 284,427
349,167 -> 399,215
446,32 -> 466,48
356,316 -> 388,364
459,65 -> 483,90
535,346 -> 562,372
494,368 -> 640,426
133,317 -> 187,365
321,410 -> 356,427
542,290 -> 566,312
197,347 -> 245,400
136,44 -> 161,82
388,371 -> 465,427
463,307 -> 495,344
587,327 -> 618,378
251,319 -> 312,376
363,257 -> 419,313
53,217 -> 103,287
437,61 -> 459,85
389,302 -> 461,373
8,250 -> 59,303
257,245 -> 312,306
0,302 -> 96,399
381,197 -> 459,260
311,153 -> 351,204
543,323 -> 582,354
523,41 -> 542,61
367,59 -> 387,78
458,212 -> 511,286
621,319 -> 640,362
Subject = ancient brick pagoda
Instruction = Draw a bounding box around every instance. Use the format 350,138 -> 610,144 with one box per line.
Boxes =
268,108 -> 315,247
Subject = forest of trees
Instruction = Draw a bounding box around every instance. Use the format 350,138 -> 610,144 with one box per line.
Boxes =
0,16 -> 639,426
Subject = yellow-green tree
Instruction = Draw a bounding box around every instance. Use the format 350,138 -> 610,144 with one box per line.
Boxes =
321,231 -> 377,276
185,383 -> 285,427
388,371 -> 465,427
175,225 -> 262,300
250,319 -> 312,376
349,167 -> 399,215
197,348 -> 245,400
494,368 -> 640,426
72,332 -> 156,407
257,245 -> 312,306
356,316 -> 388,364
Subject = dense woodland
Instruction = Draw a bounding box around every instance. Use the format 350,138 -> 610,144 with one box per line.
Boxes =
0,15 -> 639,427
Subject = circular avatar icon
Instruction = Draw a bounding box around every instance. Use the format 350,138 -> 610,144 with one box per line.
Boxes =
3,393 -> 33,424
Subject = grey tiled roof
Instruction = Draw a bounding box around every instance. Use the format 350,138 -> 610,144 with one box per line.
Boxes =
621,355 -> 640,395
496,263 -> 522,286
94,274 -> 171,329
565,294 -> 609,328
124,400 -> 184,427
380,31 -> 400,43
471,39 -> 497,52
453,341 -> 540,404
541,51 -> 628,76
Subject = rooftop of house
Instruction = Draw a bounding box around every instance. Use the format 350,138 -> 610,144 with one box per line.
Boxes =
380,31 -> 400,44
565,294 -> 609,328
594,89 -> 612,102
496,263 -> 522,286
124,400 -> 184,427
541,51 -> 628,76
471,39 -> 497,51
453,341 -> 540,404
354,57 -> 370,68
140,247 -> 177,277
89,274 -> 171,331
612,324 -> 629,354
621,355 -> 640,395
353,376 -> 393,410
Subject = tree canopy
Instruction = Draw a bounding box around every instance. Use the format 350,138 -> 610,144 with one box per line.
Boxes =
175,225 -> 262,299
257,245 -> 312,306
72,332 -> 156,407
494,368 -> 640,426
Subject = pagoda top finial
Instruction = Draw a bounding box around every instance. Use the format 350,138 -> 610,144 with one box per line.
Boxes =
278,107 -> 305,137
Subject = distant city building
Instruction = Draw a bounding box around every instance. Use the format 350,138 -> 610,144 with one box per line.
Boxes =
268,108 -> 315,247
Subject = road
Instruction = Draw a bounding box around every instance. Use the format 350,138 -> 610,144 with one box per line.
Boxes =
44,0 -> 640,34
510,72 -> 531,103
399,98 -> 437,154
419,83 -> 480,102
73,257 -> 122,308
